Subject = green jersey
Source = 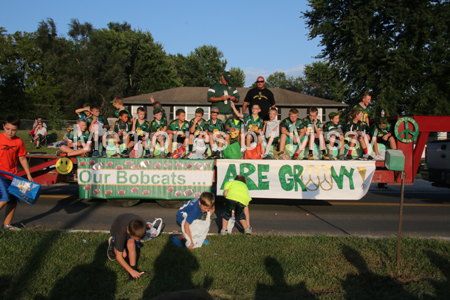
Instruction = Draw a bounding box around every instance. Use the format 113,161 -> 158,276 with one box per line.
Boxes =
113,120 -> 132,133
134,119 -> 151,136
115,107 -> 131,119
67,129 -> 91,143
225,118 -> 244,139
302,117 -> 322,134
88,115 -> 108,130
207,81 -> 240,115
150,119 -> 167,133
370,122 -> 392,138
323,121 -> 345,133
168,120 -> 190,133
206,118 -> 224,134
242,113 -> 264,132
345,120 -> 369,132
280,117 -> 303,137
189,118 -> 207,135
353,103 -> 370,124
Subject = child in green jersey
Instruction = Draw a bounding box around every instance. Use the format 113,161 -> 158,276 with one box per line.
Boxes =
225,105 -> 245,158
323,112 -> 346,160
89,104 -> 110,158
231,102 -> 263,150
279,108 -> 303,154
131,107 -> 151,158
206,107 -> 227,159
370,117 -> 396,160
167,109 -> 189,157
345,108 -> 371,160
58,119 -> 92,157
188,108 -> 210,155
113,110 -> 133,158
112,96 -> 131,119
149,95 -> 167,121
149,108 -> 168,158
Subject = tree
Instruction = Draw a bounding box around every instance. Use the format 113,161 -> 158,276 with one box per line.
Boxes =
264,71 -> 303,92
229,67 -> 245,87
303,0 -> 450,116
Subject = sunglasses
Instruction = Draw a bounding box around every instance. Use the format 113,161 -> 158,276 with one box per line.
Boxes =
257,80 -> 264,83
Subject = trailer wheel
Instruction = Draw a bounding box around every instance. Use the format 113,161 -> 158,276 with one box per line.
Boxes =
107,199 -> 140,207
156,200 -> 187,209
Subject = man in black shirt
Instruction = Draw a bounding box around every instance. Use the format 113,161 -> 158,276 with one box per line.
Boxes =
243,76 -> 276,121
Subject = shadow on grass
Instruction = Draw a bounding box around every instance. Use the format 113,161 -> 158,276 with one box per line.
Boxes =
142,238 -> 213,299
254,257 -> 317,300
341,245 -> 417,300
296,206 -> 351,235
425,250 -> 450,298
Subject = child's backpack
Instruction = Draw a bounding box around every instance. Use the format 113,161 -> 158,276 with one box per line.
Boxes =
170,144 -> 186,159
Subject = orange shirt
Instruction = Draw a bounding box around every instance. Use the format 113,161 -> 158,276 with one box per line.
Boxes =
0,133 -> 26,178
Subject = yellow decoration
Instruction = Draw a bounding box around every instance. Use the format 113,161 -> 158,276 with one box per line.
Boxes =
56,158 -> 73,175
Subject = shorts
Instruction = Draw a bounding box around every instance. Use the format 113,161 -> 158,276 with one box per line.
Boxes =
222,199 -> 246,221
376,136 -> 390,146
0,177 -> 20,204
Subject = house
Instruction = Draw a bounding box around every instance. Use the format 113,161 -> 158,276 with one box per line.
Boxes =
122,87 -> 348,122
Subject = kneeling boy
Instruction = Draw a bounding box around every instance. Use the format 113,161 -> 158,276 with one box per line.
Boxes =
107,213 -> 147,280
172,192 -> 215,250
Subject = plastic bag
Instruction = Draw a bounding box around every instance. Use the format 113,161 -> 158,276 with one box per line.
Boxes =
140,218 -> 163,242
0,171 -> 41,205
227,210 -> 235,233
223,142 -> 241,159
244,143 -> 263,159
170,144 -> 186,159
181,212 -> 210,249
130,141 -> 143,158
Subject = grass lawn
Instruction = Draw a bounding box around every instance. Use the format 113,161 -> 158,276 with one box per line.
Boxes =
0,231 -> 449,300
16,130 -> 67,155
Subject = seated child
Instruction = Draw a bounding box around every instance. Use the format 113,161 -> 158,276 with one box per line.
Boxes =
167,109 -> 190,157
221,175 -> 252,235
130,106 -> 151,158
188,108 -> 210,155
33,122 -> 47,149
107,213 -> 147,281
149,95 -> 167,122
370,117 -> 397,160
293,107 -> 329,160
206,107 -> 228,159
323,112 -> 345,160
89,105 -> 109,157
262,108 -> 280,159
345,108 -> 371,160
112,96 -> 131,119
113,110 -> 133,158
149,108 -> 168,158
75,104 -> 92,119
230,102 -> 263,150
172,192 -> 216,249
225,105 -> 245,158
279,108 -> 304,156
58,118 -> 91,157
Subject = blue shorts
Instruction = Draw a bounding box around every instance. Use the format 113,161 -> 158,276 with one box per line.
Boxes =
0,177 -> 20,204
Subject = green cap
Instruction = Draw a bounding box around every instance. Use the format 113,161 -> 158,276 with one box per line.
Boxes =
379,117 -> 388,124
328,112 -> 339,120
195,108 -> 204,114
222,71 -> 232,83
153,108 -> 162,114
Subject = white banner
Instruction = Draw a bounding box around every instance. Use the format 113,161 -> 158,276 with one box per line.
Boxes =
216,160 -> 376,200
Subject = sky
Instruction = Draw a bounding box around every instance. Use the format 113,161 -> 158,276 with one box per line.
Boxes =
0,0 -> 324,87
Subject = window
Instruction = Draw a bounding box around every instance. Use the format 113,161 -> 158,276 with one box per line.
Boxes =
277,107 -> 282,120
173,106 -> 211,121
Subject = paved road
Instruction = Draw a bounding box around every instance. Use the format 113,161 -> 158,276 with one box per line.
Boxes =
11,180 -> 450,238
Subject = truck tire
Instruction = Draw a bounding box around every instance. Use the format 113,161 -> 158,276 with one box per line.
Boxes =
156,200 -> 187,209
107,199 -> 140,207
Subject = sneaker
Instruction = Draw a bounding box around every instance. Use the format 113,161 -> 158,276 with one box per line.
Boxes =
366,155 -> 374,161
159,153 -> 166,159
107,236 -> 116,261
2,224 -> 22,231
220,229 -> 228,236
338,154 -> 345,160
121,151 -> 129,158
345,154 -> 353,160
171,236 -> 183,248
358,155 -> 368,161
241,152 -> 245,159
322,153 -> 330,160
55,150 -> 61,156
92,151 -> 100,158
143,152 -> 151,158
244,227 -> 252,235
308,153 -> 314,160
101,151 -> 107,158
292,153 -> 299,160
166,152 -> 172,158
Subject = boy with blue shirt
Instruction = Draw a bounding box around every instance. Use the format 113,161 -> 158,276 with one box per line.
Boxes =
172,192 -> 215,249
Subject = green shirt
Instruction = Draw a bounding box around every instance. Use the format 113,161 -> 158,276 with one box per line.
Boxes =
88,115 -> 108,130
243,113 -> 264,132
113,120 -> 132,133
207,81 -> 240,115
353,103 -> 370,124
115,107 -> 131,119
280,117 -> 303,137
134,120 -> 151,136
67,129 -> 91,143
370,122 -> 392,137
323,121 -> 345,133
189,118 -> 207,135
168,120 -> 190,132
224,180 -> 252,206
150,119 -> 167,133
225,118 -> 244,139
206,118 -> 225,134
345,120 -> 369,132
